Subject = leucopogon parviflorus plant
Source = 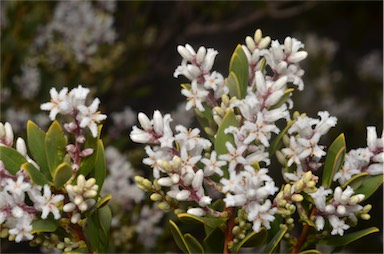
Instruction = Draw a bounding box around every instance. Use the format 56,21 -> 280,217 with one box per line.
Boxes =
0,85 -> 111,252
130,29 -> 383,253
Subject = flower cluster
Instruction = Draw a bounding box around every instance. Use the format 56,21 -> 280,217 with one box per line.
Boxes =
130,29 -> 382,253
334,126 -> 383,184
0,124 -> 64,243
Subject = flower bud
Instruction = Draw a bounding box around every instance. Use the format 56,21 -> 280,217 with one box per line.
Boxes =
254,29 -> 262,43
176,190 -> 191,201
16,138 -> 27,157
158,202 -> 170,210
283,184 -> 291,197
78,201 -> 88,211
4,122 -> 14,146
85,178 -> 96,189
245,36 -> 256,51
291,194 -> 303,202
349,194 -> 365,205
286,218 -> 294,224
196,46 -> 207,64
77,175 -> 86,188
337,205 -> 346,215
258,36 -> 271,49
158,177 -> 173,187
142,179 -> 153,189
150,193 -> 162,202
172,156 -> 182,169
171,174 -> 180,184
63,203 -> 76,212
187,208 -> 205,217
199,196 -> 212,207
74,195 -> 83,206
138,112 -> 151,131
80,148 -> 94,157
363,204 -> 372,213
284,37 -> 292,54
192,170 -> 204,190
360,214 -> 371,220
71,213 -> 81,224
153,110 -> 164,134
84,190 -> 97,199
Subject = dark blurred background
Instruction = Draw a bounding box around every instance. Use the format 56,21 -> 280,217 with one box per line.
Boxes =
1,1 -> 383,253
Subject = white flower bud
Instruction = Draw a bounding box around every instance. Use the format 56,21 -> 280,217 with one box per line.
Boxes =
366,126 -> 377,149
172,156 -> 182,169
288,51 -> 308,63
63,203 -> 76,212
80,148 -> 94,157
84,190 -> 97,199
258,36 -> 271,49
138,112 -> 151,131
85,178 -> 96,189
11,206 -> 24,218
192,170 -> 204,190
4,122 -> 14,146
176,190 -> 190,201
272,76 -> 288,91
177,45 -> 193,60
266,90 -> 284,106
255,71 -> 266,92
196,46 -> 207,64
187,207 -> 205,217
337,205 -> 346,215
245,36 -> 256,51
349,194 -> 365,205
78,201 -> 88,212
315,216 -> 325,230
284,37 -> 292,54
171,174 -> 180,184
153,110 -> 164,134
254,29 -> 262,43
158,177 -> 173,187
276,61 -> 288,74
74,195 -> 83,206
187,64 -> 201,78
16,138 -> 27,157
183,173 -> 194,186
77,175 -> 86,188
71,213 -> 81,224
325,204 -> 335,214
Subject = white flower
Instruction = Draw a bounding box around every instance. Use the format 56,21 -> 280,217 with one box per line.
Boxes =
3,176 -> 31,198
40,87 -> 71,120
33,185 -> 64,220
181,81 -> 209,112
77,98 -> 107,138
328,215 -> 350,236
8,215 -> 34,242
309,186 -> 332,211
175,125 -> 211,152
315,216 -> 325,230
247,200 -> 276,233
219,142 -> 248,172
201,151 -> 226,176
69,85 -> 90,108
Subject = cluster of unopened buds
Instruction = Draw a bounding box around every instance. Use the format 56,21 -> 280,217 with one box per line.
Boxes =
63,175 -> 99,224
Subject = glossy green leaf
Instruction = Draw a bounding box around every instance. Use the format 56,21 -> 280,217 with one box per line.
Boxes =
83,212 -> 99,252
322,133 -> 346,188
98,205 -> 112,252
45,121 -> 67,175
52,162 -> 73,189
227,72 -> 241,99
0,146 -> 27,174
263,225 -> 288,253
353,174 -> 383,201
214,109 -> 240,155
184,233 -> 204,254
21,162 -> 49,186
93,140 -> 106,192
95,194 -> 112,209
268,119 -> 295,156
229,44 -> 249,99
177,213 -> 227,230
31,216 -> 60,234
77,127 -> 100,178
169,220 -> 189,253
233,228 -> 267,253
27,120 -> 50,179
342,172 -> 368,189
203,226 -> 225,253
319,227 -> 379,246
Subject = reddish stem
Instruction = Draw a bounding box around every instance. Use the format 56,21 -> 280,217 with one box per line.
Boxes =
224,207 -> 235,254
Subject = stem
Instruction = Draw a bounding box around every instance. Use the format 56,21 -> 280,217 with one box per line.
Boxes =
224,207 -> 235,254
291,207 -> 317,253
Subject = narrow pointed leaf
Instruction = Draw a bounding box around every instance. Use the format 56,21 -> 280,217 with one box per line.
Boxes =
227,72 -> 241,99
21,162 -> 49,186
269,119 -> 295,156
203,227 -> 225,253
169,220 -> 189,253
97,205 -> 112,252
353,174 -> 383,201
229,44 -> 249,99
91,140 -> 106,193
233,228 -> 267,253
0,146 -> 27,174
342,172 -> 368,189
215,109 -> 240,155
184,233 -> 204,254
263,225 -> 287,253
322,133 -> 346,188
52,162 -> 73,189
319,227 -> 379,246
31,217 -> 60,234
27,120 -> 50,179
45,121 -> 67,175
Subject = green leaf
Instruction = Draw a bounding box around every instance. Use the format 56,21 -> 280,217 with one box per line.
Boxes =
93,140 -> 106,193
31,217 -> 60,234
214,109 -> 240,157
268,119 -> 295,156
229,44 -> 249,99
52,162 -> 73,189
263,225 -> 288,253
184,233 -> 205,254
341,172 -> 368,189
78,128 -> 100,178
227,72 -> 241,99
322,133 -> 346,188
95,194 -> 112,209
45,121 -> 67,176
169,220 -> 189,253
299,250 -> 321,254
97,205 -> 112,252
353,174 -> 383,201
83,212 -> 99,252
203,226 -> 225,253
21,162 -> 49,186
177,213 -> 227,230
319,227 -> 379,246
0,146 -> 27,174
27,120 -> 50,179
233,228 -> 267,253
